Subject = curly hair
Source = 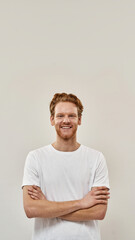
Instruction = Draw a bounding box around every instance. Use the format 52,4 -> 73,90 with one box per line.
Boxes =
49,93 -> 84,117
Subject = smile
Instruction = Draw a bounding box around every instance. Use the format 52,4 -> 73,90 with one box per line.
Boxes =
61,126 -> 72,129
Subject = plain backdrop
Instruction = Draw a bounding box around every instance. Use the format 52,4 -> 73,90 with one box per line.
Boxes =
0,1 -> 135,239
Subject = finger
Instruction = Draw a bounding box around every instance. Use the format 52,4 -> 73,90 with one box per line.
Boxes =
28,188 -> 40,194
93,186 -> 109,191
96,195 -> 110,199
28,190 -> 38,196
32,185 -> 41,190
28,191 -> 39,197
28,186 -> 34,191
96,199 -> 108,204
99,186 -> 109,190
30,195 -> 39,200
33,187 -> 42,194
95,190 -> 110,195
28,190 -> 34,194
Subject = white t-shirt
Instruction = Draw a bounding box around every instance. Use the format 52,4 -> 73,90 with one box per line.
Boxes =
22,144 -> 110,240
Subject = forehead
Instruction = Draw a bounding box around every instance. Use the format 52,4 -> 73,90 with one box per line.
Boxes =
55,102 -> 78,114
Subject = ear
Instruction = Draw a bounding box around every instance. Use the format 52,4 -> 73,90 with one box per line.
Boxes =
50,115 -> 55,126
78,116 -> 82,125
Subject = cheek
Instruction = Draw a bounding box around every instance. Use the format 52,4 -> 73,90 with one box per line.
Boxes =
72,120 -> 78,125
55,121 -> 62,128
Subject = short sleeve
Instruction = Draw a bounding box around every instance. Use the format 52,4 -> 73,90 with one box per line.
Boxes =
22,151 -> 40,189
92,152 -> 110,189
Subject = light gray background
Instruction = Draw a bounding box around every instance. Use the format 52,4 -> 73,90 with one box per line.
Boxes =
0,1 -> 135,239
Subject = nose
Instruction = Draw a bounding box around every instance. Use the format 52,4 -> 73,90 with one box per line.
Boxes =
63,116 -> 70,123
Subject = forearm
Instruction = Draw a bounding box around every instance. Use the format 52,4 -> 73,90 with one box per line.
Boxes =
24,185 -> 109,220
58,204 -> 107,222
25,198 -> 81,219
24,186 -> 83,219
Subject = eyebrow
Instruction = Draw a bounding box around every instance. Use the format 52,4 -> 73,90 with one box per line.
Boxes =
56,113 -> 77,116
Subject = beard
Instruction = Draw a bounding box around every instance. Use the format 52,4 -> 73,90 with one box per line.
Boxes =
55,125 -> 78,140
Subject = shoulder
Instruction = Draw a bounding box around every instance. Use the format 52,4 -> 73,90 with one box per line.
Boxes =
81,144 -> 102,157
25,145 -> 51,166
28,144 -> 51,156
81,145 -> 107,167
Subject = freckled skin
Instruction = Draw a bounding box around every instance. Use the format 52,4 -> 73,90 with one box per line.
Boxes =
50,102 -> 81,141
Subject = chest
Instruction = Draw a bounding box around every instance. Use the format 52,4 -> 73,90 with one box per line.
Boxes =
38,154 -> 95,201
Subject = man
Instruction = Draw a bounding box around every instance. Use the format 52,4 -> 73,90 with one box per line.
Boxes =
22,92 -> 110,240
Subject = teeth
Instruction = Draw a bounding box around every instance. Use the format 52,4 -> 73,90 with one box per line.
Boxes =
62,127 -> 71,128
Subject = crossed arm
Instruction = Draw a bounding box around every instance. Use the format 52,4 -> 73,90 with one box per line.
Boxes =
23,185 -> 110,221
57,204 -> 108,221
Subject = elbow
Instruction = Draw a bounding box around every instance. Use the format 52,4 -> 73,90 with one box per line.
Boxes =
98,210 -> 106,220
24,205 -> 35,219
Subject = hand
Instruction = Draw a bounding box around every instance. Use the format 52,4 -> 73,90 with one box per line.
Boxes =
28,185 -> 47,200
80,186 -> 110,209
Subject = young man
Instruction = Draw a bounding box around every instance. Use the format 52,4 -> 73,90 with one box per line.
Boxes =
22,93 -> 110,240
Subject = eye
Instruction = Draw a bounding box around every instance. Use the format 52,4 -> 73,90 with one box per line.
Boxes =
69,115 -> 75,118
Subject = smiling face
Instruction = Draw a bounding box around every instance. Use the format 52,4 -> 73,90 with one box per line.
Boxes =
50,102 -> 81,140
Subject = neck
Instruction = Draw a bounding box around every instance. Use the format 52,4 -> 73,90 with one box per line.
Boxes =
52,136 -> 81,152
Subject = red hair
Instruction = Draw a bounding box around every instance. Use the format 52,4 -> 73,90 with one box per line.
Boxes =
49,93 -> 83,117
